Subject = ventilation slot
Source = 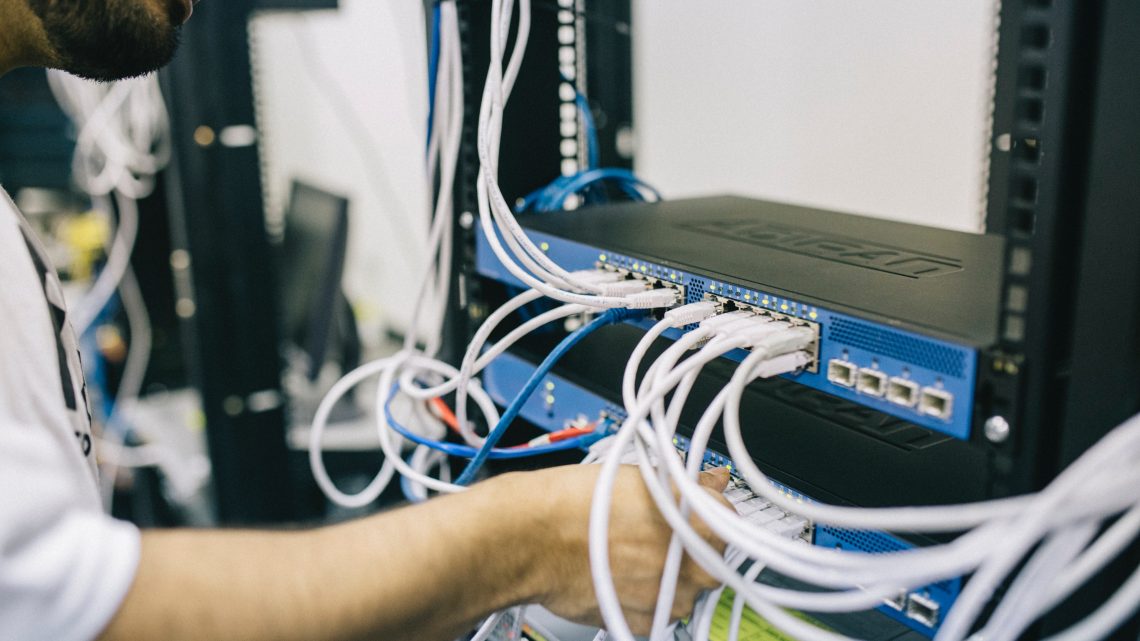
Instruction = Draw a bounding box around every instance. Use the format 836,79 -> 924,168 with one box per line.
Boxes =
827,319 -> 966,379
818,526 -> 955,593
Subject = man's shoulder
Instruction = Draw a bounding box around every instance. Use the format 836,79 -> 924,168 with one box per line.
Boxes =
0,185 -> 100,487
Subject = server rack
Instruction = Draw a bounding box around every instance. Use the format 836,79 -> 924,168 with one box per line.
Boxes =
161,0 -> 337,524
451,0 -> 1140,637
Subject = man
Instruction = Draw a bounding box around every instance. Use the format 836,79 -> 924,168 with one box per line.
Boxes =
0,1 -> 729,639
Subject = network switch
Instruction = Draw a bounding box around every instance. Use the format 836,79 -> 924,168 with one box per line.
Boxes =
478,351 -> 962,637
475,196 -> 1001,440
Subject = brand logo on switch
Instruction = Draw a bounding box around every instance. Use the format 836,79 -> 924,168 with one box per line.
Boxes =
680,221 -> 963,278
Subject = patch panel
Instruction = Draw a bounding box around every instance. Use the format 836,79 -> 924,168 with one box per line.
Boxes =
668,434 -> 958,636
670,434 -> 814,545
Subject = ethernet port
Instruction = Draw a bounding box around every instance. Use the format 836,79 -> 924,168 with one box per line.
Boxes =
827,359 -> 857,387
856,368 -> 887,397
919,388 -> 954,420
883,590 -> 907,611
887,377 -> 919,407
906,592 -> 940,627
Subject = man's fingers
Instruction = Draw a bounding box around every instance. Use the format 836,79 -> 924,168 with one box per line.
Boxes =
698,467 -> 731,492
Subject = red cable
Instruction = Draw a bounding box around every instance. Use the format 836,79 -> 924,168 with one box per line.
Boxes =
428,397 -> 464,436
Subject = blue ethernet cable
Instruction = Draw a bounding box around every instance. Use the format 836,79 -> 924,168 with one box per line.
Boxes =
574,88 -> 600,171
397,425 -> 610,502
383,386 -> 604,460
539,168 -> 661,211
455,307 -> 645,485
425,2 -> 441,152
513,79 -> 660,214
557,73 -> 599,171
515,167 -> 661,213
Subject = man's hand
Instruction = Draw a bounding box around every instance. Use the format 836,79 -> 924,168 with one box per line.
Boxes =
502,464 -> 731,634
99,463 -> 730,641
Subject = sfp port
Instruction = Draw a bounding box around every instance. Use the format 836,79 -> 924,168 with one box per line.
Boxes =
887,377 -> 920,407
919,387 -> 953,420
856,368 -> 887,397
827,359 -> 857,387
906,592 -> 940,627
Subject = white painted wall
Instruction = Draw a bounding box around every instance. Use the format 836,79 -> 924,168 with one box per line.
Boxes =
250,2 -> 430,340
631,1 -> 998,233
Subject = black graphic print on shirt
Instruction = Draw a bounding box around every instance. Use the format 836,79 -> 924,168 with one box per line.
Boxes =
18,230 -> 93,459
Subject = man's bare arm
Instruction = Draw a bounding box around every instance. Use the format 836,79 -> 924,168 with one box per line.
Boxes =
97,465 -> 730,641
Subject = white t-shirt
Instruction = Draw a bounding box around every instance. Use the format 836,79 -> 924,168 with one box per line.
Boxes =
0,188 -> 140,641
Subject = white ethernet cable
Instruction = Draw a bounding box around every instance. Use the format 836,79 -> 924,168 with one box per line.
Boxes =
307,350 -> 503,506
70,192 -> 139,337
585,302 -> 1140,641
470,611 -> 507,641
306,0 -> 467,504
95,265 -> 152,509
405,0 -> 464,359
47,73 -> 170,336
634,326 -> 845,638
659,354 -> 1139,607
402,444 -> 452,502
589,317 -> 818,641
440,274 -> 684,442
307,0 -> 669,508
46,72 -> 171,200
473,0 -> 675,306
401,268 -> 623,442
715,419 -> 1126,634
448,301 -> 587,445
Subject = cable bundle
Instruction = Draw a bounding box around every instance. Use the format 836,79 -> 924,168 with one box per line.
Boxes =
587,303 -> 1140,641
307,0 -> 683,510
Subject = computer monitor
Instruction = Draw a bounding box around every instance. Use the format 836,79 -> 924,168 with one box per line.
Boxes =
279,180 -> 358,381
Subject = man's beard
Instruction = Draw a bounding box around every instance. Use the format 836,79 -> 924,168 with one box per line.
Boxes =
29,0 -> 181,82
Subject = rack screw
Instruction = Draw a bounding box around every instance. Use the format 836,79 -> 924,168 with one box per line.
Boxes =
985,416 -> 1010,443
